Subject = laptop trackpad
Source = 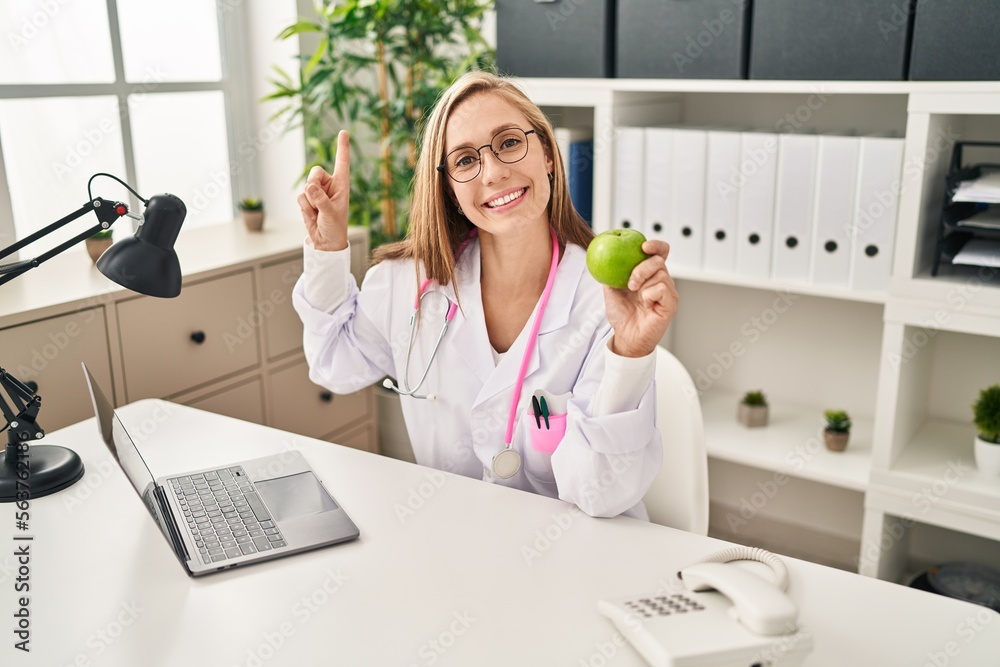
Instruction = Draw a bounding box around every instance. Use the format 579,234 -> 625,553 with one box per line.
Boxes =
255,471 -> 339,522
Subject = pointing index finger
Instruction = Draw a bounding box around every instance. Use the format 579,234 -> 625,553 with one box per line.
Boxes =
332,129 -> 351,192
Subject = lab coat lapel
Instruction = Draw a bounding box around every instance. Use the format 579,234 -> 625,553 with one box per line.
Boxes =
447,240 -> 495,387
470,244 -> 586,410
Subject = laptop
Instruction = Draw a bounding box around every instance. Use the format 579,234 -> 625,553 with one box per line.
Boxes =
81,362 -> 360,576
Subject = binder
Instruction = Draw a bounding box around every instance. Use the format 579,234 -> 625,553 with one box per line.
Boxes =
555,127 -> 594,225
643,128 -> 673,245
703,130 -> 742,273
772,134 -> 819,282
669,128 -> 708,270
736,132 -> 778,278
613,127 -> 645,231
569,139 -> 594,225
554,127 -> 589,178
810,135 -> 860,286
849,137 -> 904,291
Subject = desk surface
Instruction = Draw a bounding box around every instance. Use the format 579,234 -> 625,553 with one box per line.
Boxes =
4,401 -> 999,666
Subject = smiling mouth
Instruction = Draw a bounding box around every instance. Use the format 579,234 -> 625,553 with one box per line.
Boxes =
485,187 -> 526,209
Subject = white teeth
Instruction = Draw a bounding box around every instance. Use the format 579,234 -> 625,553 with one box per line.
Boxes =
486,188 -> 525,208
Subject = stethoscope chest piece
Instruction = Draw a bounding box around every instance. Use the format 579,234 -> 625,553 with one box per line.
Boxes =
491,448 -> 521,480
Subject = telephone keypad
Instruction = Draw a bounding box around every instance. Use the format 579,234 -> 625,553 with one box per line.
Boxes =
624,594 -> 706,617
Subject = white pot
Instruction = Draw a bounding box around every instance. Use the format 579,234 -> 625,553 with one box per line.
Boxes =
974,436 -> 1000,475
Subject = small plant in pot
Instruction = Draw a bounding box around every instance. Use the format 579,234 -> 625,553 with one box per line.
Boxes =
239,197 -> 264,231
738,390 -> 769,427
85,229 -> 113,264
972,385 -> 1000,475
823,409 -> 851,452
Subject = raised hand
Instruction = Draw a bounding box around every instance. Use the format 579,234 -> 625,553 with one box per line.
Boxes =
602,240 -> 679,358
298,129 -> 351,252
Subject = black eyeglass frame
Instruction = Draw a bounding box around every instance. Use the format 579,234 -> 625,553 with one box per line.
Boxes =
436,128 -> 538,183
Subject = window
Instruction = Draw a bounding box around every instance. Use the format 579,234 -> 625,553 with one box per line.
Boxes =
0,0 -> 255,251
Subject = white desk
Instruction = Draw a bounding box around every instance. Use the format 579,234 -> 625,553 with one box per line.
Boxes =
4,401 -> 999,666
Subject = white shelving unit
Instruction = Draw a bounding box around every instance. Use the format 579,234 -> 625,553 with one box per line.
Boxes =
517,78 -> 1000,584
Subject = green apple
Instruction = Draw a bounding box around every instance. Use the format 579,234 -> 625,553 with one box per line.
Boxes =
586,229 -> 650,289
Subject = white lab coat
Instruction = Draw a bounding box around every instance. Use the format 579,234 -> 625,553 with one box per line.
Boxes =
292,238 -> 662,519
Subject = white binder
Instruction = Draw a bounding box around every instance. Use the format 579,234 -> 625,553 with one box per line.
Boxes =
643,128 -> 673,245
771,134 -> 819,283
849,136 -> 905,292
669,128 -> 708,270
613,127 -> 645,232
736,132 -> 778,278
703,130 -> 742,273
810,135 -> 860,287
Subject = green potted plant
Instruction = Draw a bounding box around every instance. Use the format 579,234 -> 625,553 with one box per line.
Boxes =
269,0 -> 494,248
823,409 -> 852,452
239,198 -> 265,231
973,385 -> 1000,475
738,390 -> 768,427
85,229 -> 113,264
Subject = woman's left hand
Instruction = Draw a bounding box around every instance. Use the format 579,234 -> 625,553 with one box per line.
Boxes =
603,240 -> 679,358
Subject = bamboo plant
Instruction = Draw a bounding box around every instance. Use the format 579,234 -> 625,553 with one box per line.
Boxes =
269,0 -> 494,246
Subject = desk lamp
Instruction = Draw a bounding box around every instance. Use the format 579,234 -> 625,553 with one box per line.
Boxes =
0,173 -> 186,502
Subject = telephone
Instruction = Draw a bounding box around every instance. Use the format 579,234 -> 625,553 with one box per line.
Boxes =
598,547 -> 813,667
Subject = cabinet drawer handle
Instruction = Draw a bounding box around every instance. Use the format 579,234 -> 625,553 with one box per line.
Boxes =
190,331 -> 206,344
319,391 -> 333,403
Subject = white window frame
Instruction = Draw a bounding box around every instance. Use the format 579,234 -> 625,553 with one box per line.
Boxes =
0,0 -> 258,245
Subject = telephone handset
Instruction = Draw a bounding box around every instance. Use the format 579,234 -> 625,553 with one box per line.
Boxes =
598,547 -> 814,667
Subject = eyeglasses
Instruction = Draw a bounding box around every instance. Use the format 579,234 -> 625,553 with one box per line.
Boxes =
437,128 -> 537,183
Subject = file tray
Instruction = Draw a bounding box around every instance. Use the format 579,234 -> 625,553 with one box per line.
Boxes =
931,141 -> 1000,276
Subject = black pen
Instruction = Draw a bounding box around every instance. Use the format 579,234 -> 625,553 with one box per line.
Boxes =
531,395 -> 542,429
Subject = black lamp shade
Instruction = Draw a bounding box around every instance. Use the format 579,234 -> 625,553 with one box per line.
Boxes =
97,193 -> 185,298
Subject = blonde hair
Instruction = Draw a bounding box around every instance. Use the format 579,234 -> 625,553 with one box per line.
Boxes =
372,70 -> 593,292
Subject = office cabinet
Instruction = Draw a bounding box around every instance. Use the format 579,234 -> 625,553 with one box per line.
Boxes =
616,0 -> 750,79
518,77 -> 1000,583
0,308 -> 114,431
183,377 -> 266,426
260,257 -> 304,361
749,0 -> 910,80
332,421 -> 377,454
495,0 -> 614,78
267,358 -> 373,442
0,223 -> 377,455
909,0 -> 1000,81
117,270 -> 260,401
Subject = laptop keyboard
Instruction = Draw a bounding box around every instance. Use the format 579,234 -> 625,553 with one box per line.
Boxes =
169,466 -> 287,565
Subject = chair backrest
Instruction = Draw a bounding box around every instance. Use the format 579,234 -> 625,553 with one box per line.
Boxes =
643,346 -> 709,535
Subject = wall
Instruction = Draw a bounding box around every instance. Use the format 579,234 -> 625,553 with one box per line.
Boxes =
246,0 -> 306,224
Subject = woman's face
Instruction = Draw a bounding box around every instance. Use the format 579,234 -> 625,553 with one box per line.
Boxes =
442,93 -> 554,238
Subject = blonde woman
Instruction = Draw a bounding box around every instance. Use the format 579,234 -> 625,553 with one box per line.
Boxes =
294,71 -> 677,519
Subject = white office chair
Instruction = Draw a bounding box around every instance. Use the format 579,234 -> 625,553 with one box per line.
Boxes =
643,345 -> 709,535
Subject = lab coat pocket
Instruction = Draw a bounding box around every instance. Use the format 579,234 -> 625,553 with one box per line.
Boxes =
528,413 -> 567,454
522,410 -> 567,489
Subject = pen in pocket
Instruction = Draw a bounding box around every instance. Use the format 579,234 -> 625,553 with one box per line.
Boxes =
531,395 -> 542,429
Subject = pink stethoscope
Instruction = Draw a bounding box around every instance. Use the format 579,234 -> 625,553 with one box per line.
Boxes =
383,228 -> 561,479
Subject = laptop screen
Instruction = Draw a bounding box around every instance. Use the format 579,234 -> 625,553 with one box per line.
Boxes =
82,363 -> 159,510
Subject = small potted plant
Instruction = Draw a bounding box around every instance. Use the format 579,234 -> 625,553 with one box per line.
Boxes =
738,390 -> 769,427
973,385 -> 1000,475
823,409 -> 851,452
239,197 -> 265,231
85,229 -> 113,264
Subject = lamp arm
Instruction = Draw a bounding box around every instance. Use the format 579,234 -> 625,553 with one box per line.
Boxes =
0,197 -> 130,285
0,367 -> 43,463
